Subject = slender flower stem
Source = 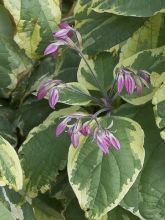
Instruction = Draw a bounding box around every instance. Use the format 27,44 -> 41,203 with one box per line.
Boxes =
92,108 -> 110,119
78,50 -> 107,97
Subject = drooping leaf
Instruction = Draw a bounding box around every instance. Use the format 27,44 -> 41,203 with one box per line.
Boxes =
77,52 -> 118,91
115,46 -> 165,105
68,116 -> 144,219
3,0 -> 61,59
0,136 -> 23,191
19,106 -> 79,197
91,0 -> 165,17
0,36 -> 32,98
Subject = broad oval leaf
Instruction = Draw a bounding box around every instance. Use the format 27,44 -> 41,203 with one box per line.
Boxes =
77,52 -> 118,91
19,106 -> 79,197
91,0 -> 165,17
68,116 -> 144,219
0,136 -> 23,191
3,0 -> 61,59
115,46 -> 165,105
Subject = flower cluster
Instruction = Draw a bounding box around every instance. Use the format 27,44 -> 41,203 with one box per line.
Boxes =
44,22 -> 81,56
37,79 -> 64,109
56,113 -> 120,154
117,68 -> 150,95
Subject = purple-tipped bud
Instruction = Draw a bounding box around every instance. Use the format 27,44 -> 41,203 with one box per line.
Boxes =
80,123 -> 90,136
37,80 -> 52,100
53,29 -> 70,40
136,86 -> 143,96
96,133 -> 110,154
37,86 -> 47,100
124,74 -> 135,95
139,70 -> 150,83
44,43 -> 59,56
59,22 -> 73,30
48,88 -> 59,109
71,132 -> 80,148
56,117 -> 71,137
107,132 -> 120,150
117,71 -> 124,93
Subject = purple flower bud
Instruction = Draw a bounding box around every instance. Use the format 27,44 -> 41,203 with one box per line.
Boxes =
80,123 -> 90,136
96,133 -> 110,154
56,117 -> 71,137
139,70 -> 150,83
117,71 -> 124,93
44,43 -> 59,56
71,132 -> 80,148
37,86 -> 47,100
53,29 -> 70,41
37,80 -> 52,100
48,88 -> 59,109
124,74 -> 135,95
107,132 -> 120,150
59,22 -> 73,30
136,85 -> 143,96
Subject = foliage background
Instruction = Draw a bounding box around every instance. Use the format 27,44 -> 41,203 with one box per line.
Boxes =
0,0 -> 165,219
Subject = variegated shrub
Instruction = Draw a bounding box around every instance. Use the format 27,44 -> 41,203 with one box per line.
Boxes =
0,0 -> 165,220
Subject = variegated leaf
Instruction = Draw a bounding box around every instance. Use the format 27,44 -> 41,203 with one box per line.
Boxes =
0,136 -> 23,191
68,116 -> 144,219
3,0 -> 61,59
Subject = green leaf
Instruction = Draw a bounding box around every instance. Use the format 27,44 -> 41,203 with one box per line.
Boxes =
74,6 -> 146,55
0,36 -> 32,98
0,5 -> 14,38
32,194 -> 63,220
107,206 -> 140,220
3,0 -> 61,59
115,46 -> 165,105
115,103 -> 165,220
59,82 -> 92,106
91,0 -> 165,17
0,203 -> 14,220
77,52 -> 118,91
152,82 -> 165,140
0,187 -> 35,220
68,116 -> 144,219
0,136 -> 23,191
15,98 -> 52,136
120,14 -> 165,61
0,106 -> 17,146
19,106 -> 79,197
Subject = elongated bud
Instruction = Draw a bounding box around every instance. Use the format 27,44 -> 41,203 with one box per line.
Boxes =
117,71 -> 124,93
48,88 -> 59,109
124,74 -> 135,95
71,132 -> 80,148
56,117 -> 71,137
107,132 -> 120,150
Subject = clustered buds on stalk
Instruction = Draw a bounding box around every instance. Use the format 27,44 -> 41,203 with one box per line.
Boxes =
36,22 -> 151,155
55,113 -> 120,154
37,79 -> 64,109
116,68 -> 150,95
44,22 -> 82,56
